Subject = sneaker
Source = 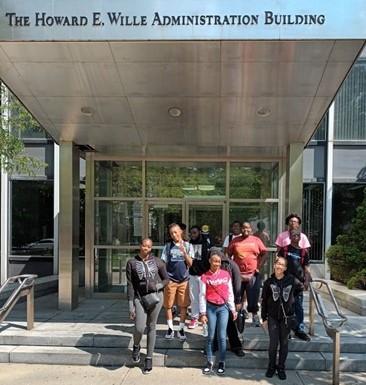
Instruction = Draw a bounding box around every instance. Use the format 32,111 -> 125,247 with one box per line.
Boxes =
165,328 -> 174,340
252,313 -> 260,327
202,323 -> 208,337
295,330 -> 311,342
132,344 -> 140,363
202,361 -> 213,375
143,357 -> 152,375
217,361 -> 225,375
178,328 -> 186,341
277,369 -> 287,380
233,349 -> 245,357
243,308 -> 250,319
265,367 -> 276,378
188,319 -> 198,329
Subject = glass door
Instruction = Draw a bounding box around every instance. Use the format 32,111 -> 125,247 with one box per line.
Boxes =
187,203 -> 225,247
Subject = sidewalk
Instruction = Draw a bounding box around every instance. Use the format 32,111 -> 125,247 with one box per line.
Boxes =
0,364 -> 365,385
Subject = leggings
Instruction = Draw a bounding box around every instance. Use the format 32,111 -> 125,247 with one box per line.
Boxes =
133,291 -> 163,358
268,316 -> 290,370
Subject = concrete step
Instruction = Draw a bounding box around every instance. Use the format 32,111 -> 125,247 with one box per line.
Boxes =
0,331 -> 365,354
0,346 -> 365,372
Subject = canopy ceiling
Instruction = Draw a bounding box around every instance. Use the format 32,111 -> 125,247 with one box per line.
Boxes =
0,40 -> 364,157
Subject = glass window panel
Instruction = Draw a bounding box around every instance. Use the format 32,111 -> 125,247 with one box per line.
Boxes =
148,204 -> 182,245
95,161 -> 142,197
95,201 -> 143,246
146,162 -> 226,198
228,202 -> 278,247
333,148 -> 366,182
230,162 -> 278,199
94,248 -> 138,292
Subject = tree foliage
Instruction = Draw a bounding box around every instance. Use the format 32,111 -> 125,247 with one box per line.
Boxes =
0,83 -> 45,175
326,187 -> 366,289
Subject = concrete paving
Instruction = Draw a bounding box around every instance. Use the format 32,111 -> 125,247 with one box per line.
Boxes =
0,364 -> 365,385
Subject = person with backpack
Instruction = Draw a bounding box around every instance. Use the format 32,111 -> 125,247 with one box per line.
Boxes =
261,256 -> 304,380
199,249 -> 237,375
277,228 -> 311,341
126,238 -> 169,374
161,223 -> 194,341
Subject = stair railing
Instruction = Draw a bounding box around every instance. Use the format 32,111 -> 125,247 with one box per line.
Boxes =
0,274 -> 37,330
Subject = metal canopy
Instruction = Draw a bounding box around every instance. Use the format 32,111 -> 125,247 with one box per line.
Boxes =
0,40 -> 364,157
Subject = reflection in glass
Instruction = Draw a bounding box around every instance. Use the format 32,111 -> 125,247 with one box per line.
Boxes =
188,205 -> 223,247
95,161 -> 142,197
230,162 -> 278,199
146,162 -> 225,198
148,204 -> 182,245
95,201 -> 143,246
94,248 -> 138,292
229,202 -> 278,247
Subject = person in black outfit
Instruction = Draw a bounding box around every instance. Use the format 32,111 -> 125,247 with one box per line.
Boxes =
211,247 -> 245,357
261,256 -> 303,381
126,238 -> 169,374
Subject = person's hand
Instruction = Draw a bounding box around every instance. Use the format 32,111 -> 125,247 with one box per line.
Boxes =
231,310 -> 238,321
129,310 -> 136,320
236,303 -> 242,312
261,319 -> 268,331
178,240 -> 186,254
200,315 -> 208,324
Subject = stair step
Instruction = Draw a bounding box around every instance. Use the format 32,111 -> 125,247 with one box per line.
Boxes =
0,345 -> 365,371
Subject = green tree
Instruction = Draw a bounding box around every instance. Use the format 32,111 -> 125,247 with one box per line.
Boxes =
326,188 -> 366,289
0,83 -> 45,175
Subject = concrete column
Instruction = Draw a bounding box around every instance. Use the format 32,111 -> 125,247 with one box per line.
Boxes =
53,143 -> 59,276
287,142 -> 304,216
0,170 -> 8,284
58,142 -> 80,311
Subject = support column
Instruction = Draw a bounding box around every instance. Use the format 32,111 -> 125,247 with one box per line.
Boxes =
58,142 -> 80,311
287,143 -> 304,216
0,170 -> 8,284
325,104 -> 335,279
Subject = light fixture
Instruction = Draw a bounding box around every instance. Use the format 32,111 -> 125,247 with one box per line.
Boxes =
256,106 -> 271,117
168,107 -> 182,118
182,186 -> 198,191
198,185 -> 215,191
80,106 -> 94,116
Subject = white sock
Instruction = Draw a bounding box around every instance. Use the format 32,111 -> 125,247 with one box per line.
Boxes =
179,322 -> 185,330
167,319 -> 174,330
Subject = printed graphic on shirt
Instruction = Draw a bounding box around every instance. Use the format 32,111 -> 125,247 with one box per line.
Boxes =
192,244 -> 202,260
135,259 -> 158,280
270,284 -> 293,302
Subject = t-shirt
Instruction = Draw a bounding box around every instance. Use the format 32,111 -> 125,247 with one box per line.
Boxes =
275,231 -> 311,249
161,241 -> 194,283
199,269 -> 235,314
228,235 -> 267,276
278,245 -> 309,282
222,233 -> 241,248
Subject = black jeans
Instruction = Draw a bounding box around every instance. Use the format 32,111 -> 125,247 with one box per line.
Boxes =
267,316 -> 290,370
213,313 -> 242,352
240,272 -> 262,313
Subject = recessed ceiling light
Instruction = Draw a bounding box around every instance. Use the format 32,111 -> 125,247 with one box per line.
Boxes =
168,107 -> 182,118
256,107 -> 271,117
81,106 -> 94,116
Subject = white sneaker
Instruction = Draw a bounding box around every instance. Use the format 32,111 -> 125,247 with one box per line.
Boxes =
202,324 -> 208,337
178,328 -> 187,341
252,314 -> 260,327
165,328 -> 175,340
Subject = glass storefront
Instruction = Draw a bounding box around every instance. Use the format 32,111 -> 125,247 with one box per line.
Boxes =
93,160 -> 279,292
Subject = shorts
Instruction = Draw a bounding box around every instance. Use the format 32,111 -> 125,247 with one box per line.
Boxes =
163,280 -> 190,309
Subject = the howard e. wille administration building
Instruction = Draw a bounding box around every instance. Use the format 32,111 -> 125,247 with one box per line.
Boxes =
0,0 -> 365,310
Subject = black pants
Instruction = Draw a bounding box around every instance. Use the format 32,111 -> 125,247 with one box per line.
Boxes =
268,316 -> 290,370
213,313 -> 242,352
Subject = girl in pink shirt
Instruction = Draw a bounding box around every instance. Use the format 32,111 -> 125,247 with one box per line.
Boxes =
199,250 -> 237,375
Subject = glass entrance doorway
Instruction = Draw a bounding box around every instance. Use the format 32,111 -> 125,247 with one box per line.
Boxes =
187,203 -> 224,247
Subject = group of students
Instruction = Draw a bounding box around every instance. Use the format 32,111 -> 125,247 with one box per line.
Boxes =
126,213 -> 311,379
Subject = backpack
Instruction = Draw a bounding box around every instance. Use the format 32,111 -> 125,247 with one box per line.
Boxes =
282,245 -> 307,266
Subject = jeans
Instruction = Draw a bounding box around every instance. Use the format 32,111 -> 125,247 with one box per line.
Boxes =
189,275 -> 201,320
213,312 -> 242,352
268,316 -> 290,370
206,302 -> 229,363
294,292 -> 305,332
240,272 -> 262,313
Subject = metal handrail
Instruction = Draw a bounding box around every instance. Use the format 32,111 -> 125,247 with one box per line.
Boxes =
0,274 -> 37,330
308,278 -> 347,385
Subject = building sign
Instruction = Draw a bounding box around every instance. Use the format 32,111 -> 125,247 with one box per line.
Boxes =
1,0 -> 366,41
